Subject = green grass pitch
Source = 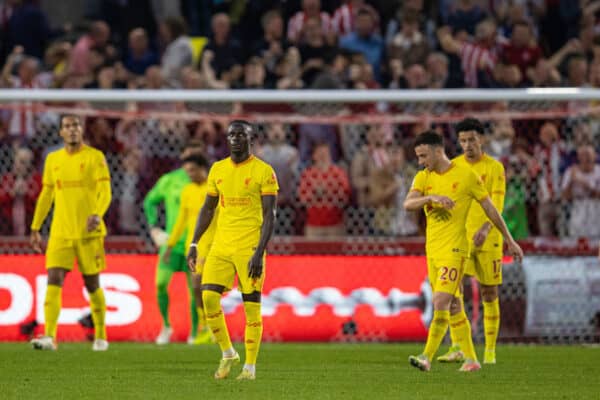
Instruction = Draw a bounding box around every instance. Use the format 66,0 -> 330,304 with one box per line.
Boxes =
1,343 -> 598,399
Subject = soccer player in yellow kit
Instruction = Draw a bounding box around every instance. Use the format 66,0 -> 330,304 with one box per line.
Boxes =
29,114 -> 111,351
163,154 -> 217,344
438,118 -> 506,364
187,120 -> 278,380
404,130 -> 522,372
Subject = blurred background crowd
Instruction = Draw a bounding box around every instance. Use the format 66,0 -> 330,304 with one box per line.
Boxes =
1,0 -> 600,242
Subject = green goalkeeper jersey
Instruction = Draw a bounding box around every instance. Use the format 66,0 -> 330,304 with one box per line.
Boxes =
143,168 -> 190,255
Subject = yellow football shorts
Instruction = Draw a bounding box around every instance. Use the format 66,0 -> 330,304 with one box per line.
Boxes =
464,249 -> 503,286
202,246 -> 266,294
427,255 -> 466,296
46,236 -> 106,275
193,242 -> 213,275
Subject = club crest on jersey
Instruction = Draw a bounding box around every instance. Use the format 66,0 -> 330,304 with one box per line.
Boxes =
244,177 -> 252,187
452,182 -> 459,191
216,179 -> 223,185
480,174 -> 487,182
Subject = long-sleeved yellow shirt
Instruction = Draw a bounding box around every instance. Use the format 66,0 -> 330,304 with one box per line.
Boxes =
167,181 -> 217,256
31,145 -> 112,239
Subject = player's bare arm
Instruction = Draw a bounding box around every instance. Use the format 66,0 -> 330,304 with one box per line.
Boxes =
87,215 -> 101,232
30,230 -> 43,253
404,190 -> 455,211
248,195 -> 277,279
473,221 -> 492,247
187,194 -> 219,271
479,197 -> 524,261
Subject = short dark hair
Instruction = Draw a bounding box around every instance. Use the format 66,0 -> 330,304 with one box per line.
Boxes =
228,119 -> 254,132
163,16 -> 187,39
455,117 -> 485,135
181,154 -> 209,169
356,8 -> 373,19
414,130 -> 444,148
59,114 -> 81,128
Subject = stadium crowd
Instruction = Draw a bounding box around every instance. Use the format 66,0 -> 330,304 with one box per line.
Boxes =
1,0 -> 600,240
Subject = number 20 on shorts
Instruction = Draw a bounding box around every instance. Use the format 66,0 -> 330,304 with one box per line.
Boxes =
440,266 -> 458,282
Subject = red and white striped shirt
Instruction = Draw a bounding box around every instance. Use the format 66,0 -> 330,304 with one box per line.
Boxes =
287,11 -> 332,43
331,3 -> 380,36
459,42 -> 497,88
9,77 -> 42,138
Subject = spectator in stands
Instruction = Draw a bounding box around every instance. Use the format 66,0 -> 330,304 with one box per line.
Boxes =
564,120 -> 596,168
339,8 -> 384,81
69,20 -> 112,77
331,0 -> 380,37
84,65 -> 126,90
535,121 -> 566,236
258,123 -> 300,234
502,156 -> 529,240
5,0 -> 53,60
0,146 -> 41,235
385,2 -> 430,48
242,56 -> 268,89
274,46 -> 303,89
403,63 -> 428,89
191,119 -> 228,164
486,117 -> 515,160
501,20 -> 542,85
561,145 -> 600,238
445,0 -> 487,36
387,9 -> 429,68
298,142 -> 350,237
287,0 -> 332,45
252,10 -> 289,77
370,145 -> 418,236
86,117 -> 120,156
123,28 -> 159,77
159,16 -> 192,88
386,57 -> 404,89
135,66 -> 177,112
426,52 -> 453,89
527,58 -> 561,87
437,18 -> 499,88
298,16 -> 336,87
298,121 -> 340,169
200,13 -> 243,89
348,59 -> 379,90
351,123 -> 391,209
1,45 -> 43,140
40,41 -> 71,88
565,55 -> 589,87
310,51 -> 350,89
116,149 -> 143,234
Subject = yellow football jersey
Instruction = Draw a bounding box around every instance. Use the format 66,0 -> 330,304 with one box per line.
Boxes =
167,181 -> 218,252
410,162 -> 489,256
207,155 -> 278,249
453,154 -> 505,251
31,145 -> 111,239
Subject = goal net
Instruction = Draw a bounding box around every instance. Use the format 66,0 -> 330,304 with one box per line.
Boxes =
0,89 -> 598,343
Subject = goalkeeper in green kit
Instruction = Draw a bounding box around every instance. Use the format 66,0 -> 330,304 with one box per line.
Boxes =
143,142 -> 204,344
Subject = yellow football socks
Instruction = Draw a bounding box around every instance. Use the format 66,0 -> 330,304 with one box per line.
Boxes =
203,290 -> 232,352
196,306 -> 207,329
483,299 -> 500,351
449,311 -> 477,360
44,284 -> 62,338
449,296 -> 464,346
243,302 -> 262,365
89,288 -> 107,340
423,310 -> 449,360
